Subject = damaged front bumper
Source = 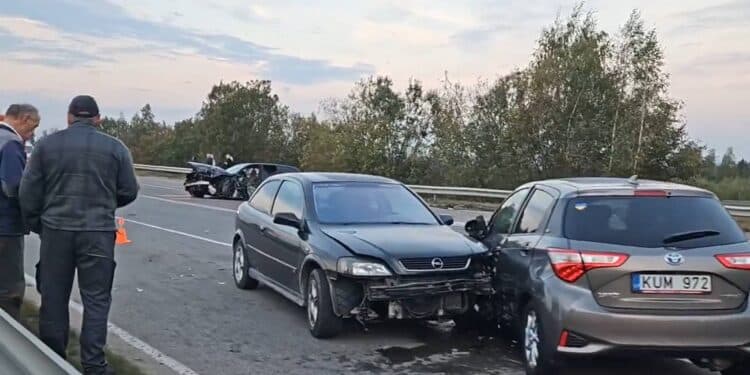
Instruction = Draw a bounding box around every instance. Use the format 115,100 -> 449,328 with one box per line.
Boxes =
329,271 -> 494,322
367,274 -> 493,301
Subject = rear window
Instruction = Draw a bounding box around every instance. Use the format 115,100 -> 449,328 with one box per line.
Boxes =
564,196 -> 746,248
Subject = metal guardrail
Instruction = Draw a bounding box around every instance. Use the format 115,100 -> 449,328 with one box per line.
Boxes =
0,309 -> 80,374
134,164 -> 750,218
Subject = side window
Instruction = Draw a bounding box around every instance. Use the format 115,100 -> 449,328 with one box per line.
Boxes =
272,181 -> 304,219
489,188 -> 530,235
514,190 -> 555,234
249,180 -> 281,215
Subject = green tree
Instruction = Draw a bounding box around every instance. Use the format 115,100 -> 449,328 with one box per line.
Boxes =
718,147 -> 738,180
737,159 -> 749,178
196,80 -> 289,163
701,149 -> 717,180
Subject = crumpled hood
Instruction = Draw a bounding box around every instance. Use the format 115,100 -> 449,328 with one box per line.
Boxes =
321,224 -> 484,259
187,162 -> 228,177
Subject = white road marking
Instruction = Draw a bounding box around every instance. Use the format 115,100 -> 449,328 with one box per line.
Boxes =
23,275 -> 200,375
125,218 -> 232,247
140,195 -> 237,213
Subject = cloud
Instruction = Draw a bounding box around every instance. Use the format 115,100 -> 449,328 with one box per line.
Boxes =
669,0 -> 750,34
447,0 -> 557,49
0,22 -> 110,67
451,24 -> 514,47
674,52 -> 750,77
2,0 -> 373,84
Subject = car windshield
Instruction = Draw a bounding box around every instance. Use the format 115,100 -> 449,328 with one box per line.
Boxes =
564,196 -> 747,249
313,182 -> 438,225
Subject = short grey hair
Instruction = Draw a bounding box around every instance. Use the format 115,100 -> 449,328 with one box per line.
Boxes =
5,104 -> 39,118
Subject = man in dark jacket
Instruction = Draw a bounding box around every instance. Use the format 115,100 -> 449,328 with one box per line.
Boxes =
0,104 -> 39,320
20,95 -> 139,375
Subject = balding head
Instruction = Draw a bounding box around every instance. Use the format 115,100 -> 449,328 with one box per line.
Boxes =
4,104 -> 40,142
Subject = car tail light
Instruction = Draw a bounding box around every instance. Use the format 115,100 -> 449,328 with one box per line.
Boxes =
634,189 -> 669,197
716,253 -> 750,270
548,248 -> 629,283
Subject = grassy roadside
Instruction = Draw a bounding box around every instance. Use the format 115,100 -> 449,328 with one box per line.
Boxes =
19,303 -> 146,375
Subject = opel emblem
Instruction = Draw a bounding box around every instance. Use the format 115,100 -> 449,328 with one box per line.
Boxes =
664,252 -> 684,266
431,258 -> 444,269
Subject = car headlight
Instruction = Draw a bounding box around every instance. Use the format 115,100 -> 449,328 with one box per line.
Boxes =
337,257 -> 392,276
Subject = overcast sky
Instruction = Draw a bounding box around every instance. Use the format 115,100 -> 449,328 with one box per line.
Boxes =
1,0 -> 748,160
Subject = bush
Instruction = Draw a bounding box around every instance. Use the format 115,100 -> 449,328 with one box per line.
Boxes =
690,177 -> 750,201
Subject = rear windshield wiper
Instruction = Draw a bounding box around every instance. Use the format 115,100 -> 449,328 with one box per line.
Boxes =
663,230 -> 720,244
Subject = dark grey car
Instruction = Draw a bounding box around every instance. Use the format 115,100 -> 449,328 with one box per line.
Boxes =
233,172 -> 493,338
464,177 -> 750,375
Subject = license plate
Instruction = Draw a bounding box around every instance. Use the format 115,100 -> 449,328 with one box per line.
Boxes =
632,274 -> 712,294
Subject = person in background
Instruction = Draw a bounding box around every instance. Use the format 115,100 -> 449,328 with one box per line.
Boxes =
20,95 -> 139,375
223,153 -> 235,169
205,153 -> 215,166
0,104 -> 39,320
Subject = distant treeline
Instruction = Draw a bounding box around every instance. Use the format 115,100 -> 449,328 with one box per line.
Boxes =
34,6 -> 749,199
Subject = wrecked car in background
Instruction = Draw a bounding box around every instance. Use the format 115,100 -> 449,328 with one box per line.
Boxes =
232,172 -> 494,338
184,161 -> 299,200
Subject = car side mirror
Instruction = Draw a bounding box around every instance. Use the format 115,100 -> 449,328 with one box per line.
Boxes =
273,212 -> 301,229
465,216 -> 488,240
439,214 -> 454,226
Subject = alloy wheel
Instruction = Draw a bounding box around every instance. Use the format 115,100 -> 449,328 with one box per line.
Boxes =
234,244 -> 244,282
524,310 -> 540,369
307,278 -> 319,328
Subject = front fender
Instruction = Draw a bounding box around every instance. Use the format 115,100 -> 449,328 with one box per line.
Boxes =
233,229 -> 245,249
298,253 -> 333,292
298,254 -> 364,317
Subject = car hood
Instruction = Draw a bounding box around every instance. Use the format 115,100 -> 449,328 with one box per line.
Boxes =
187,162 -> 229,177
321,224 -> 484,259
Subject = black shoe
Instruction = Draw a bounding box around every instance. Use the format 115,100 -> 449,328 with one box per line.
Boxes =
83,365 -> 115,375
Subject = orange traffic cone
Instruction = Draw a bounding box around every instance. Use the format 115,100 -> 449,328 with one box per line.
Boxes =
116,217 -> 132,245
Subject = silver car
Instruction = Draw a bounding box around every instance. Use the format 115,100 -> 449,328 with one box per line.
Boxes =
464,177 -> 750,375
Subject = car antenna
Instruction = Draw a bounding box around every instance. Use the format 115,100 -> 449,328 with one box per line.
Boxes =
627,175 -> 639,186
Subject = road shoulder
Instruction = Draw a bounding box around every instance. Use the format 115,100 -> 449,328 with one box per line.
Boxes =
21,278 -> 177,375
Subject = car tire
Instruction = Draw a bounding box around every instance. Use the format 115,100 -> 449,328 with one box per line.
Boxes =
233,241 -> 258,290
187,188 -> 204,198
307,269 -> 343,338
521,304 -> 558,375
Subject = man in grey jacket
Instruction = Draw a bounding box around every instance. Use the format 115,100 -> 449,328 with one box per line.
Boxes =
20,95 -> 139,375
0,104 -> 39,320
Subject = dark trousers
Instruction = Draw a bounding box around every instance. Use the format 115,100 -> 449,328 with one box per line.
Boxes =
38,227 -> 116,375
0,236 -> 24,320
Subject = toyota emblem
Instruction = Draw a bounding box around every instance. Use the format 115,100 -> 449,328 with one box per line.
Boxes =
664,252 -> 684,266
431,258 -> 444,269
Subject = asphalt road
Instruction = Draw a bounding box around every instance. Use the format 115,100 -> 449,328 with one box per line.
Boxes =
22,175 -> 719,375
